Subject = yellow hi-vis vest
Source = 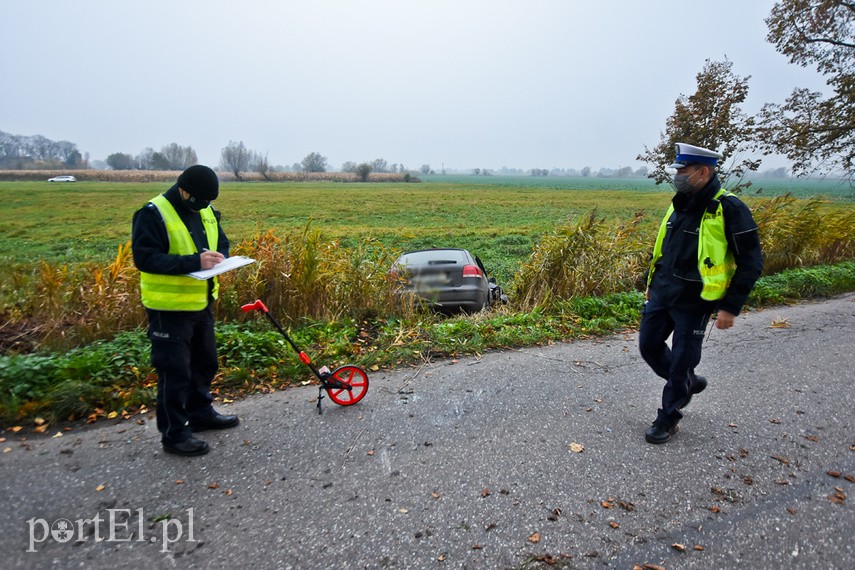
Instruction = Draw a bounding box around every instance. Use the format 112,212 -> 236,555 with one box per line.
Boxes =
648,188 -> 737,301
140,195 -> 219,311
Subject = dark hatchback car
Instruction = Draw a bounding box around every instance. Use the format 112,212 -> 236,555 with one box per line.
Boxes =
391,248 -> 507,313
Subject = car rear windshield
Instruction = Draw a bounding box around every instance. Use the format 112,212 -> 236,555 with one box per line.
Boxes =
398,250 -> 468,266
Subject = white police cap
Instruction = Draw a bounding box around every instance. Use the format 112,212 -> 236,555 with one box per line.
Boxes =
668,142 -> 723,169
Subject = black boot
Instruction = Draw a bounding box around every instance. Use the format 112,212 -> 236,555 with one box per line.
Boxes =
645,422 -> 678,444
163,436 -> 210,456
189,413 -> 240,432
680,376 -> 708,409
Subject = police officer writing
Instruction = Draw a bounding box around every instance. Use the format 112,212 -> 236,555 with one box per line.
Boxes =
639,143 -> 763,444
132,165 -> 240,456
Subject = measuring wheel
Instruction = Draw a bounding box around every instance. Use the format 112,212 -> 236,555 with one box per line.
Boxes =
326,365 -> 369,406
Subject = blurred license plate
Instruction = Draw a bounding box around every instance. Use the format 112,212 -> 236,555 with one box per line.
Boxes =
415,272 -> 449,285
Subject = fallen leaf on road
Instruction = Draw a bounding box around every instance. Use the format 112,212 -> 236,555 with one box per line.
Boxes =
672,543 -> 686,552
34,417 -> 46,426
844,475 -> 855,484
528,532 -> 541,543
95,484 -> 105,492
9,426 -> 22,433
569,442 -> 584,453
471,544 -> 483,550
398,508 -> 409,513
709,506 -> 721,513
600,499 -> 615,509
768,317 -> 790,328
643,564 -> 665,570
222,489 -> 233,496
481,488 -> 491,497
34,424 -> 48,434
828,490 -> 846,504
786,507 -> 797,515
609,521 -> 620,528
771,454 -> 790,465
367,449 -> 375,456
208,483 -> 220,490
2,447 -> 10,453
431,492 -> 441,499
437,553 -> 446,561
618,500 -> 635,511
52,432 -> 63,438
739,448 -> 749,458
827,470 -> 841,478
727,423 -> 738,428
804,435 -> 819,442
694,545 -> 705,551
175,480 -> 184,485
769,418 -> 781,424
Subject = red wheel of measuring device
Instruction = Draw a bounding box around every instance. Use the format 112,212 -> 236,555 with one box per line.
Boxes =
326,365 -> 369,406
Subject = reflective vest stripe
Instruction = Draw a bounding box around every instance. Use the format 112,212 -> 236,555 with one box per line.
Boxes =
140,195 -> 219,311
648,189 -> 736,301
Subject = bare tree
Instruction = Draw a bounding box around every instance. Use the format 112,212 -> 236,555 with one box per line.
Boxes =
161,143 -> 198,170
251,151 -> 271,180
370,158 -> 389,173
220,141 -> 252,180
356,162 -> 372,182
301,152 -> 328,172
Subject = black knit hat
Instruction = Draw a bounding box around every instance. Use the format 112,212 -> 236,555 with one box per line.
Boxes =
177,165 -> 219,201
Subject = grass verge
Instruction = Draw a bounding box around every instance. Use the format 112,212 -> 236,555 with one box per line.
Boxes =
1,261 -> 853,428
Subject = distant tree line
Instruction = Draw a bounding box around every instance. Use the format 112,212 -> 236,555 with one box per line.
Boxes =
0,130 -> 87,169
106,143 -> 198,171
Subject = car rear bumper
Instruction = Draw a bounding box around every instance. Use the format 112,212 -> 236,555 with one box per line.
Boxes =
398,283 -> 489,312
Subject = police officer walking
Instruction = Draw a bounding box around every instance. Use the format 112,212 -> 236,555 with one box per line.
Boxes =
132,165 -> 239,456
639,143 -> 763,444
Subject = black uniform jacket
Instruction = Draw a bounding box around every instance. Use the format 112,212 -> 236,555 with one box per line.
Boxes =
131,185 -> 230,281
650,174 -> 763,316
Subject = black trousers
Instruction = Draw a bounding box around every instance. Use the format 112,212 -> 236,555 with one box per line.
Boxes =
147,306 -> 217,445
638,292 -> 711,429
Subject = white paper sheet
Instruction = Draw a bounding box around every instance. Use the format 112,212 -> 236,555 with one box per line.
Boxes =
187,255 -> 256,280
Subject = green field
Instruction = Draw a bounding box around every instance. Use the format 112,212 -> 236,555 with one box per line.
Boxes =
1,177 -> 850,290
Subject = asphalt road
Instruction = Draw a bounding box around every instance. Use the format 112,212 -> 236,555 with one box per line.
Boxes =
2,294 -> 853,569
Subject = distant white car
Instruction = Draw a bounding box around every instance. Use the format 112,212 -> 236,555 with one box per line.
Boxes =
47,175 -> 77,182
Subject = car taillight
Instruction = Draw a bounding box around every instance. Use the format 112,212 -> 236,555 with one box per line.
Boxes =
462,264 -> 482,278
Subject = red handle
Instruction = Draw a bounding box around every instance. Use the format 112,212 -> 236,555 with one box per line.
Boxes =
241,299 -> 269,313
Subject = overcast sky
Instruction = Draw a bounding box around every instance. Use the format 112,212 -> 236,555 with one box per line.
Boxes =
0,0 -> 831,172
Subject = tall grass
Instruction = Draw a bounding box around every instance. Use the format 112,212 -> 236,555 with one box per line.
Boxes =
218,225 -> 413,324
511,211 -> 650,309
751,195 -> 855,274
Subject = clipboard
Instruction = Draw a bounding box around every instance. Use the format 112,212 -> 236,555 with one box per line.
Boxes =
187,256 -> 256,280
